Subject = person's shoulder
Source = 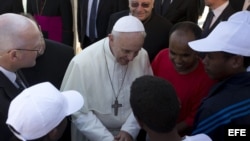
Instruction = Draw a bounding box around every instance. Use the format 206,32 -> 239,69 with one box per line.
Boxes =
152,48 -> 169,64
45,39 -> 73,51
110,10 -> 130,20
159,48 -> 169,54
134,48 -> 150,62
182,134 -> 212,141
151,12 -> 173,26
44,39 -> 74,58
156,48 -> 169,58
74,38 -> 106,60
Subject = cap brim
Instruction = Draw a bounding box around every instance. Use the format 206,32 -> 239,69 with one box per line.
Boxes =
188,22 -> 231,53
188,21 -> 250,56
61,90 -> 84,115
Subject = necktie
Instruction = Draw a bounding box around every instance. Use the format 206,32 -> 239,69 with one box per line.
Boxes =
39,0 -> 46,15
161,0 -> 171,15
154,0 -> 162,15
15,73 -> 26,90
89,0 -> 98,41
203,10 -> 214,31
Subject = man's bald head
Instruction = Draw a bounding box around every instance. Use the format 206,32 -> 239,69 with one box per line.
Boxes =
0,13 -> 40,53
0,13 -> 43,71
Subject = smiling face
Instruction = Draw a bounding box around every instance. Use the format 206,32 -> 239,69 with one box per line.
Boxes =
169,30 -> 199,74
109,32 -> 145,65
129,0 -> 154,21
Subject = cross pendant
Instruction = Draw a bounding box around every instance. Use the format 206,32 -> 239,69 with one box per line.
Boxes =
111,98 -> 122,116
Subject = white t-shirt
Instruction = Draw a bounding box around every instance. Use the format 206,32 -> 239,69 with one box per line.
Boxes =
183,134 -> 212,141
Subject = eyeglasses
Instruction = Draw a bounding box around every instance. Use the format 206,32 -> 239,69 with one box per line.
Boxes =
131,2 -> 150,8
15,48 -> 43,56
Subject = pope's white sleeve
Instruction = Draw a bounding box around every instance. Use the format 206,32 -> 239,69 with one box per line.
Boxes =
121,112 -> 140,140
72,110 -> 114,141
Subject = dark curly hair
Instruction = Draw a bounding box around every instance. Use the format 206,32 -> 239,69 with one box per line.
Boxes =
130,75 -> 180,133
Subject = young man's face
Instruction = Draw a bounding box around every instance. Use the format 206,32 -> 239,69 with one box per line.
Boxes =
202,52 -> 234,81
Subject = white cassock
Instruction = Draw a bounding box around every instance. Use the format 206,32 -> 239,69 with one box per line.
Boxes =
60,37 -> 153,141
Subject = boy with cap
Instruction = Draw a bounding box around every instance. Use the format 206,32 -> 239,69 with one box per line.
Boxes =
130,75 -> 212,141
6,82 -> 84,141
188,11 -> 250,141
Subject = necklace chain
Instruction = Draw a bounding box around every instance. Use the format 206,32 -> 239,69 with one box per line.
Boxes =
103,40 -> 128,100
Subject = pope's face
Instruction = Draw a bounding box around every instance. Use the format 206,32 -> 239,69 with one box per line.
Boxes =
129,0 -> 154,21
109,32 -> 144,65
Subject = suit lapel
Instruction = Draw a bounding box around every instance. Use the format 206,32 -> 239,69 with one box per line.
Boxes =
97,0 -> 104,17
0,72 -> 22,100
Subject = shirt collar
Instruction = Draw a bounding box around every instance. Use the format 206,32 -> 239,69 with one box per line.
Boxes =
0,66 -> 16,84
212,1 -> 229,18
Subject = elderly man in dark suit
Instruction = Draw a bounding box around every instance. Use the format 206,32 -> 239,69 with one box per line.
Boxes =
0,13 -> 44,141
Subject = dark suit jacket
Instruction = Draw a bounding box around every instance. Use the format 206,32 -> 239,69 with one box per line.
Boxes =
0,0 -> 23,14
27,0 -> 74,46
77,0 -> 123,48
229,0 -> 245,11
21,39 -> 74,89
107,10 -> 173,62
161,0 -> 200,24
117,0 -> 129,11
202,4 -> 236,38
0,71 -> 24,141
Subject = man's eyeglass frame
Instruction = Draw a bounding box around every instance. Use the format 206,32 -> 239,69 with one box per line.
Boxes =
15,48 -> 42,55
131,2 -> 150,8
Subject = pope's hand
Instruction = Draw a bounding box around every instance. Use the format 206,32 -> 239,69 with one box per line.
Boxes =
114,130 -> 133,141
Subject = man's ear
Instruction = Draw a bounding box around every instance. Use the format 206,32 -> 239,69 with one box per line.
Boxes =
231,55 -> 244,69
8,50 -> 19,61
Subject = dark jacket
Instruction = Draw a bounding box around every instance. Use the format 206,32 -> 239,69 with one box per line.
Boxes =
0,0 -> 23,14
192,72 -> 250,141
0,71 -> 25,141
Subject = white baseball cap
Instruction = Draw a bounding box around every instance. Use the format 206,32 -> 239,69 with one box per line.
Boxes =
112,15 -> 145,32
6,82 -> 84,141
188,11 -> 250,56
